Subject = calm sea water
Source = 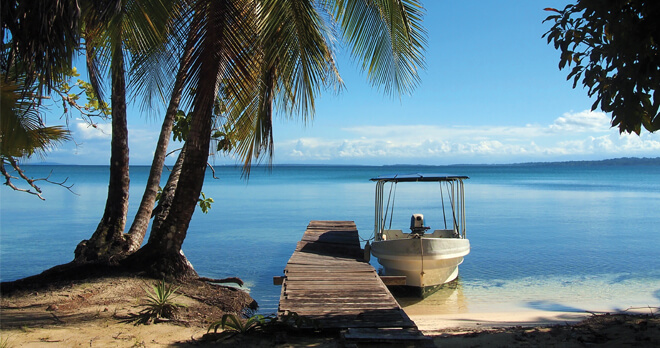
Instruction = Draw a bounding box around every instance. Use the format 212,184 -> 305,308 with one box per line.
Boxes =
1,163 -> 659,315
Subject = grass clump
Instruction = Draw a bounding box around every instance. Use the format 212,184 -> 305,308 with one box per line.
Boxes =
208,313 -> 268,335
141,279 -> 185,319
206,311 -> 320,340
125,279 -> 186,324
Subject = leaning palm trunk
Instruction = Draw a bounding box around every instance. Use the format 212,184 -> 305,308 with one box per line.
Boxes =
125,2 -> 225,278
75,0 -> 184,261
125,140 -> 201,279
122,145 -> 196,279
151,145 -> 186,234
125,38 -> 196,253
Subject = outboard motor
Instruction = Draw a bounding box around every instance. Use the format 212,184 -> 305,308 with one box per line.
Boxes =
410,214 -> 430,235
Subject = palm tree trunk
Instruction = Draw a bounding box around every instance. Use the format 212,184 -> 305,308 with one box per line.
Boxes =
126,2 -> 225,279
125,37 -> 195,253
75,38 -> 130,263
150,146 -> 186,234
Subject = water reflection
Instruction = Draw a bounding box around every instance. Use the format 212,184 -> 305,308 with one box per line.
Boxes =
396,279 -> 469,316
525,300 -> 586,312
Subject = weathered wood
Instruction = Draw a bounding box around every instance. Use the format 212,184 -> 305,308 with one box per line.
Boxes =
285,275 -> 378,281
307,220 -> 355,227
283,293 -> 392,300
281,305 -> 400,312
284,284 -> 379,291
280,299 -> 399,307
285,279 -> 380,285
296,241 -> 363,257
284,266 -> 374,273
278,220 -> 416,331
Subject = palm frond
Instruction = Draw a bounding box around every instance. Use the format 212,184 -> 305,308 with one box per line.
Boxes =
334,0 -> 426,96
123,0 -> 181,114
262,0 -> 343,118
0,77 -> 70,158
1,0 -> 81,92
222,0 -> 344,175
129,2 -> 192,114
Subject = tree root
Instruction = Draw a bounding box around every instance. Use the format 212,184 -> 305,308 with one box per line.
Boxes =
198,276 -> 244,287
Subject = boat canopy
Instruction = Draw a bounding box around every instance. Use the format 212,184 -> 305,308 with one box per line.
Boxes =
372,173 -> 469,240
370,173 -> 469,183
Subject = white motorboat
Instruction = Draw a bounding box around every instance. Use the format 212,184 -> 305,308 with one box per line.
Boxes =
369,173 -> 470,297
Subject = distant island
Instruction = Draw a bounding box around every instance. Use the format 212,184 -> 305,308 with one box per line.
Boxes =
502,157 -> 660,167
383,157 -> 660,167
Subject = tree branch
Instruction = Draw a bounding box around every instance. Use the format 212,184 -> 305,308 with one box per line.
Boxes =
197,276 -> 244,287
1,157 -> 78,199
206,162 -> 219,179
0,160 -> 45,200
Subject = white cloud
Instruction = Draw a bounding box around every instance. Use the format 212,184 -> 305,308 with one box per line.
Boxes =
274,110 -> 659,164
618,132 -> 660,151
43,118 -> 173,165
47,110 -> 657,165
548,110 -> 611,133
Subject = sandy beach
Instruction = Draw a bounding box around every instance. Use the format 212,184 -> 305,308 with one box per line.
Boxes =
1,275 -> 659,347
409,310 -> 591,331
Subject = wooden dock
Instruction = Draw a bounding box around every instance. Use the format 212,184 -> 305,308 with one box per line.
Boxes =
277,221 -> 432,345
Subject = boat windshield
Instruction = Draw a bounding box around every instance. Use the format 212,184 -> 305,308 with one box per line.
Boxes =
373,174 -> 468,240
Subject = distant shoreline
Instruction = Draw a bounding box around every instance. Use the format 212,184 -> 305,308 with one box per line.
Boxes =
453,156 -> 660,167
28,156 -> 660,167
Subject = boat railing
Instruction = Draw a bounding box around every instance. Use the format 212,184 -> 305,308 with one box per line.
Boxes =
374,177 -> 468,240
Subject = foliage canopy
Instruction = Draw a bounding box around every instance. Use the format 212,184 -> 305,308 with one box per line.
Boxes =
544,0 -> 660,134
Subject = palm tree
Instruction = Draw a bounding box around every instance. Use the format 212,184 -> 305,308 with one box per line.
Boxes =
74,0 -> 173,262
128,0 -> 427,278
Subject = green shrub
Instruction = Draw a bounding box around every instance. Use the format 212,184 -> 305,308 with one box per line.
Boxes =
208,313 -> 268,335
207,311 -> 320,337
134,279 -> 186,324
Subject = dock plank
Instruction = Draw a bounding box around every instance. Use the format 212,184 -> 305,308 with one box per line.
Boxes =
278,220 -> 416,331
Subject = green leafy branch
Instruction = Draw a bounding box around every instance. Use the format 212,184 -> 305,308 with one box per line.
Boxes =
197,192 -> 214,214
52,67 -> 111,124
156,187 -> 213,214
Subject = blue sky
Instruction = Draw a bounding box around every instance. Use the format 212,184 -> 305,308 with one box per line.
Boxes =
41,1 -> 659,166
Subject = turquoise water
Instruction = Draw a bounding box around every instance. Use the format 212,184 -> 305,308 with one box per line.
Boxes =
1,163 -> 659,315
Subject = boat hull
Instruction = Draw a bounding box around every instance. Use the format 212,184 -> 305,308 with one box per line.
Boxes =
371,237 -> 470,294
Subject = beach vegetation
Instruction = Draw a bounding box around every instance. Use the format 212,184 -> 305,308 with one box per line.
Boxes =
0,77 -> 71,200
129,338 -> 147,348
0,336 -> 11,348
207,312 -> 320,338
208,313 -> 269,335
544,0 -> 660,134
138,279 -> 186,322
197,193 -> 214,214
